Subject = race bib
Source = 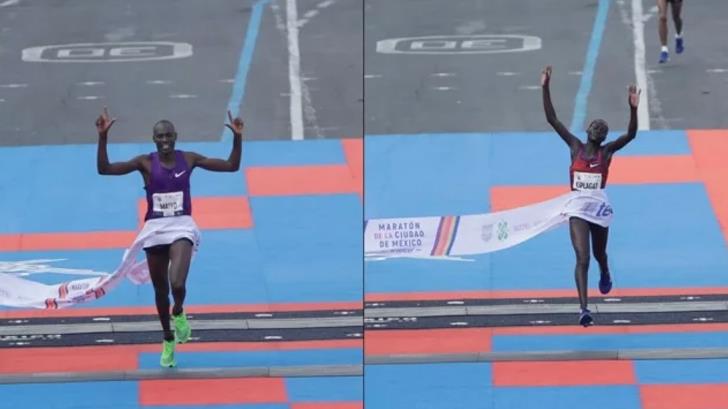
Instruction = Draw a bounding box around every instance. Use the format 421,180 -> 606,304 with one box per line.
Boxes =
152,191 -> 184,217
573,172 -> 602,191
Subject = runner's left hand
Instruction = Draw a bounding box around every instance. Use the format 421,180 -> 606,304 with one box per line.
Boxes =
628,84 -> 641,108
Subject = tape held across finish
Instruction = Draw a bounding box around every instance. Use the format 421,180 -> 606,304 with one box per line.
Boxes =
365,190 -> 613,259
0,216 -> 200,309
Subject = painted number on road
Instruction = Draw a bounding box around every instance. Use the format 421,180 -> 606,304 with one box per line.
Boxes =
22,42 -> 193,63
376,35 -> 541,55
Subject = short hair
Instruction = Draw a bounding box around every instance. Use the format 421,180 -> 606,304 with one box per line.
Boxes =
589,119 -> 609,134
153,119 -> 176,134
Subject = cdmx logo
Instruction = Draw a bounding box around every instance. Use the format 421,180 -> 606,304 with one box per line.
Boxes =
481,224 -> 494,242
497,220 -> 509,241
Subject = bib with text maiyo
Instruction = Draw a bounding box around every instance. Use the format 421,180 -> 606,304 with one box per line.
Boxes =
152,191 -> 184,217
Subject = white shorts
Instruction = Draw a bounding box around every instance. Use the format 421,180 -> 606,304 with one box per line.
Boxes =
140,215 -> 201,250
564,189 -> 613,227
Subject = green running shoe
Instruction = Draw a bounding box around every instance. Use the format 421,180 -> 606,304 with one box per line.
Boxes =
160,339 -> 176,367
173,312 -> 191,343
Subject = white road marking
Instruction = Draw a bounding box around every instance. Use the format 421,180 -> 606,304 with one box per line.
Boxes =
287,0 -> 304,140
632,0 -> 651,130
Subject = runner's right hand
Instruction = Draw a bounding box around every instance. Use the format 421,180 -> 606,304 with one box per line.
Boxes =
96,106 -> 116,135
225,110 -> 244,136
628,84 -> 641,109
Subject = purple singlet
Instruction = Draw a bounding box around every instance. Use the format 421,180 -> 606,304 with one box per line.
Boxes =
144,150 -> 192,220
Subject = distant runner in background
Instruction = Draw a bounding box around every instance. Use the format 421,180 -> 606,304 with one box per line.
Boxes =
658,0 -> 684,63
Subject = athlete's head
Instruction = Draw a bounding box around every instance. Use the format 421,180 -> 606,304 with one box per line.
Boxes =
153,120 -> 177,154
586,119 -> 609,144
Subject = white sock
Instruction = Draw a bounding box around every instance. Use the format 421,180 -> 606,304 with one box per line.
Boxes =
661,45 -> 669,52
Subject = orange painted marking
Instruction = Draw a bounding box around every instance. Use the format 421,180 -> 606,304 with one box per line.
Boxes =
490,153 -> 700,211
490,186 -> 568,211
342,139 -> 363,197
687,130 -> 728,169
139,378 -> 287,405
365,287 -> 728,302
609,155 -> 698,184
246,165 -> 358,196
688,130 -> 728,242
365,328 -> 491,355
0,196 -> 253,252
489,155 -> 698,211
0,346 -> 137,374
0,301 -> 362,319
641,384 -> 728,409
192,197 -> 253,229
137,197 -> 252,229
0,231 -> 136,252
493,360 -> 635,386
292,403 -> 363,409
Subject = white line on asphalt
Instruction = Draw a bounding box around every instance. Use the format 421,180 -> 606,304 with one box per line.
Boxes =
287,0 -> 304,140
632,0 -> 651,130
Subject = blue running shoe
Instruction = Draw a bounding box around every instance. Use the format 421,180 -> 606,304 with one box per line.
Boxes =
676,37 -> 684,54
599,274 -> 613,295
659,50 -> 669,64
579,309 -> 594,327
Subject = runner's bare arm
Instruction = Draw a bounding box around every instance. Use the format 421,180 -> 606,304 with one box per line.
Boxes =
188,111 -> 243,172
541,66 -> 580,150
605,85 -> 640,154
96,107 -> 146,175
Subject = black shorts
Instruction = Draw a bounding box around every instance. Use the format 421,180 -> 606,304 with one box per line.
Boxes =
143,238 -> 194,255
144,244 -> 171,255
